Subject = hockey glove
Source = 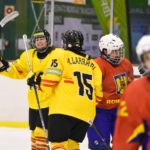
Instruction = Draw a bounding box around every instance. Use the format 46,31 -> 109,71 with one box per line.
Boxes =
27,72 -> 43,87
0,57 -> 9,72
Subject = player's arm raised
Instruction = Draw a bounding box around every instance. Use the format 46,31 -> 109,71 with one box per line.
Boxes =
0,51 -> 31,79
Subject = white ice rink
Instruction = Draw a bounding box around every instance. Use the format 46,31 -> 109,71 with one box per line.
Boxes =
0,127 -> 143,150
0,127 -> 89,150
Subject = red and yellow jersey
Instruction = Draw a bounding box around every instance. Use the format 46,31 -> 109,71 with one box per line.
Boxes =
95,57 -> 134,109
40,49 -> 103,124
113,76 -> 150,150
0,48 -> 62,109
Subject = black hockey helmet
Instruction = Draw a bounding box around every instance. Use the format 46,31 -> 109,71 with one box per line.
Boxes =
31,28 -> 51,53
62,30 -> 84,51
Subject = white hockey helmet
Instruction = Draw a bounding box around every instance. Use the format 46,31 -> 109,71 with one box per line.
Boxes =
99,34 -> 124,65
136,35 -> 150,62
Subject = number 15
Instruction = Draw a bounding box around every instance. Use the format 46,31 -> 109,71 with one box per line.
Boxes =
74,71 -> 93,100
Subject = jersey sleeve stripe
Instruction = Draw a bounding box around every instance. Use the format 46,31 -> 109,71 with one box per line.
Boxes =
64,80 -> 74,84
42,79 -> 59,84
42,83 -> 56,87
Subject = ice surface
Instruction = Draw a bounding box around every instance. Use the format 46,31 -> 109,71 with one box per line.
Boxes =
0,127 -> 89,150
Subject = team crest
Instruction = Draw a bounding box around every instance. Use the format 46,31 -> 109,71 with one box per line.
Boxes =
114,73 -> 127,95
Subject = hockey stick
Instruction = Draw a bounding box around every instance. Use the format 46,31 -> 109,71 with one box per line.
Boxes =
0,11 -> 19,27
23,34 -> 50,150
89,120 -> 112,150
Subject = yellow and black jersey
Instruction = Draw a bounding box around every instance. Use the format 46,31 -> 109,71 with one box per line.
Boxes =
0,48 -> 63,109
41,49 -> 103,124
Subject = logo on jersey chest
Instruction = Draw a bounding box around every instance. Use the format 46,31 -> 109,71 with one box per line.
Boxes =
114,72 -> 127,95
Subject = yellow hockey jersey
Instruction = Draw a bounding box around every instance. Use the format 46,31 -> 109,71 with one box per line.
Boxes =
0,48 -> 63,109
40,49 -> 103,124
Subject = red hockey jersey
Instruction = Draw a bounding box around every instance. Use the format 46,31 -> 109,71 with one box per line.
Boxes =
113,76 -> 150,150
94,57 -> 134,109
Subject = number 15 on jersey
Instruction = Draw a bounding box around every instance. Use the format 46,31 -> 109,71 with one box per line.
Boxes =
74,71 -> 93,100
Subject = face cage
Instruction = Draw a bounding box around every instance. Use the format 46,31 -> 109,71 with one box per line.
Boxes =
103,48 -> 124,65
138,63 -> 150,76
139,53 -> 150,76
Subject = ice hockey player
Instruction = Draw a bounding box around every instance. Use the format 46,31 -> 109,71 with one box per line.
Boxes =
27,30 -> 103,150
113,35 -> 150,150
87,34 -> 134,150
0,28 -> 60,150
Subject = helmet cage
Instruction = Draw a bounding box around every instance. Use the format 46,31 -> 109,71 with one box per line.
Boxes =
99,34 -> 124,65
107,47 -> 124,65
